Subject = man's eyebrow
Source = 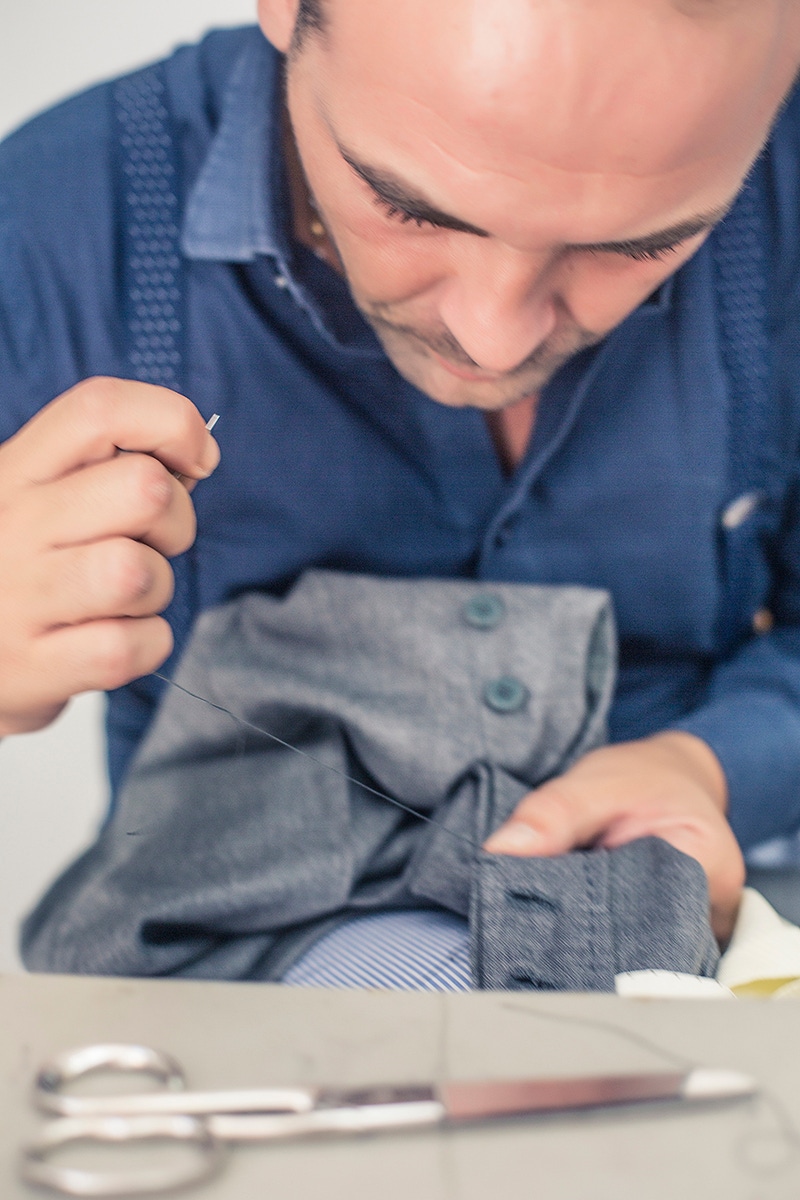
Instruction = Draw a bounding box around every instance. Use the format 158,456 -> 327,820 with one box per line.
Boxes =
341,150 -> 491,236
576,204 -> 733,255
341,146 -> 732,251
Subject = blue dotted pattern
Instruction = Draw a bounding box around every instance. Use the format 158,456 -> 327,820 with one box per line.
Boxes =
114,67 -> 184,389
711,162 -> 771,500
113,66 -> 195,666
710,159 -> 773,648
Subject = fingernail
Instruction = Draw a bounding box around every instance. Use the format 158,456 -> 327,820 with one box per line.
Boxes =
484,822 -> 541,854
197,434 -> 221,478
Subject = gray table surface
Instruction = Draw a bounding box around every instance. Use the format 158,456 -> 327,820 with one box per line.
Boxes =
3,971 -> 800,1200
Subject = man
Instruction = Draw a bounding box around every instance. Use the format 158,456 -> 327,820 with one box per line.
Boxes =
3,0 -> 800,962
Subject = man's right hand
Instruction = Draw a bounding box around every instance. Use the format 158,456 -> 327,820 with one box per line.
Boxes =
0,377 -> 220,735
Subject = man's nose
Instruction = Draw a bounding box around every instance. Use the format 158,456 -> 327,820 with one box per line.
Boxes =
436,244 -> 557,374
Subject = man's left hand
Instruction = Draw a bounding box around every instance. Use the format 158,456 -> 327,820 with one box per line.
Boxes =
483,731 -> 745,945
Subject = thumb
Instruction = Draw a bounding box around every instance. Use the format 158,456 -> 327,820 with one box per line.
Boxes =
483,781 -> 607,857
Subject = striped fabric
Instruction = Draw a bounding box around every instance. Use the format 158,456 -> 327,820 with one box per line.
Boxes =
281,910 -> 473,992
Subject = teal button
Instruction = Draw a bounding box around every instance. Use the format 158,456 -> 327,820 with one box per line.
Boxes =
483,676 -> 529,714
462,593 -> 506,630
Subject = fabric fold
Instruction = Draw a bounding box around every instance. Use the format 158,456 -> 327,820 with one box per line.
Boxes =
471,835 -> 719,991
22,569 -> 716,989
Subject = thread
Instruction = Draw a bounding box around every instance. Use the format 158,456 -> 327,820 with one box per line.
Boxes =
152,670 -> 490,863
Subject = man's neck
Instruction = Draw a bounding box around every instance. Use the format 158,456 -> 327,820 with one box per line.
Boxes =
485,395 -> 538,474
283,113 -> 344,273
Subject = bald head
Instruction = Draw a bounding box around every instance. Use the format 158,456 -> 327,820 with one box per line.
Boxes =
291,0 -> 775,49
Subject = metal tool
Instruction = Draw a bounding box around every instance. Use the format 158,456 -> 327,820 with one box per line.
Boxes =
19,1042 -> 756,1197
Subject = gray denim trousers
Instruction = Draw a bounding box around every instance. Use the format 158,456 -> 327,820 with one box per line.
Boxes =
22,571 -> 718,987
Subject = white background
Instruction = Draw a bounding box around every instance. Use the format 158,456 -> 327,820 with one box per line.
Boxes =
0,0 -> 258,972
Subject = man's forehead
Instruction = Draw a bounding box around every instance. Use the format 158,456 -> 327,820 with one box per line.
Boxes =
315,0 -> 790,178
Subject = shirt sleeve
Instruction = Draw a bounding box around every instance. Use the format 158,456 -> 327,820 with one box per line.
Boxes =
0,190 -> 54,441
668,94 -> 800,854
672,626 -> 800,849
672,287 -> 800,851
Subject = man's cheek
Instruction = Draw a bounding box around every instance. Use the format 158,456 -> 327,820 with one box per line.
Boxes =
560,243 -> 703,333
333,216 -> 447,301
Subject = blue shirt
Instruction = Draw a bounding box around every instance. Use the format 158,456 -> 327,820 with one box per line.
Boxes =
2,26 -> 800,850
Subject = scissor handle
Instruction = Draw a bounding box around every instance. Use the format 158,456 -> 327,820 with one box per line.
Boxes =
34,1043 -> 316,1120
19,1114 -> 224,1197
35,1045 -> 186,1118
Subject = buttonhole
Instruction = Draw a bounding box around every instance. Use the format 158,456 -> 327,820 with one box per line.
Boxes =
507,890 -> 558,911
508,974 -> 559,991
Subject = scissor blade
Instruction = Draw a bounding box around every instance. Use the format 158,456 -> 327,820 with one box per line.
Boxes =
439,1069 -> 755,1121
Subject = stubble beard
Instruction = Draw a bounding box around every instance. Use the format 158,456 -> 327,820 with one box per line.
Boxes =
361,305 -> 604,409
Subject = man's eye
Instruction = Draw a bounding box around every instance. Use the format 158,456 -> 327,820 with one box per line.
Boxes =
372,195 -> 436,229
617,243 -> 681,264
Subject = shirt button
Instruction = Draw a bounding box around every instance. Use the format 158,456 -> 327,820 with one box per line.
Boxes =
274,274 -> 288,288
483,676 -> 529,714
753,608 -> 775,634
721,492 -> 761,530
462,593 -> 506,630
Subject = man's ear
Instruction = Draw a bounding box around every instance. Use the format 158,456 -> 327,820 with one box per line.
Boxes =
257,0 -> 301,54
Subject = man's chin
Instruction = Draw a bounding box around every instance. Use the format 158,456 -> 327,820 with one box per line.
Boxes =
421,373 -> 545,411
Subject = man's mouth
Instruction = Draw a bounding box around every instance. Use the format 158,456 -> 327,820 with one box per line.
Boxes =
429,350 -> 506,383
366,310 -> 510,383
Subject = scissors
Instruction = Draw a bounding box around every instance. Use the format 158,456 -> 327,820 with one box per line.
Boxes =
20,1042 -> 756,1197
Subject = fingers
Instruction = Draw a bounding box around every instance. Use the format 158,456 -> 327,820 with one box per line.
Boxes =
40,617 -> 175,693
0,377 -> 219,734
0,377 -> 219,490
31,541 -> 176,628
481,738 -> 746,948
31,453 -> 196,558
482,735 -> 731,859
0,617 -> 175,736
483,779 -> 613,856
0,532 -> 178,733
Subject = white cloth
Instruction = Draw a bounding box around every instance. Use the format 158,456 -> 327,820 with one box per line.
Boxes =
616,887 -> 800,999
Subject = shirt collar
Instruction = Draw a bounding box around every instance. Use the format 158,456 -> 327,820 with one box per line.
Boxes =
182,30 -> 286,263
182,30 -> 384,352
